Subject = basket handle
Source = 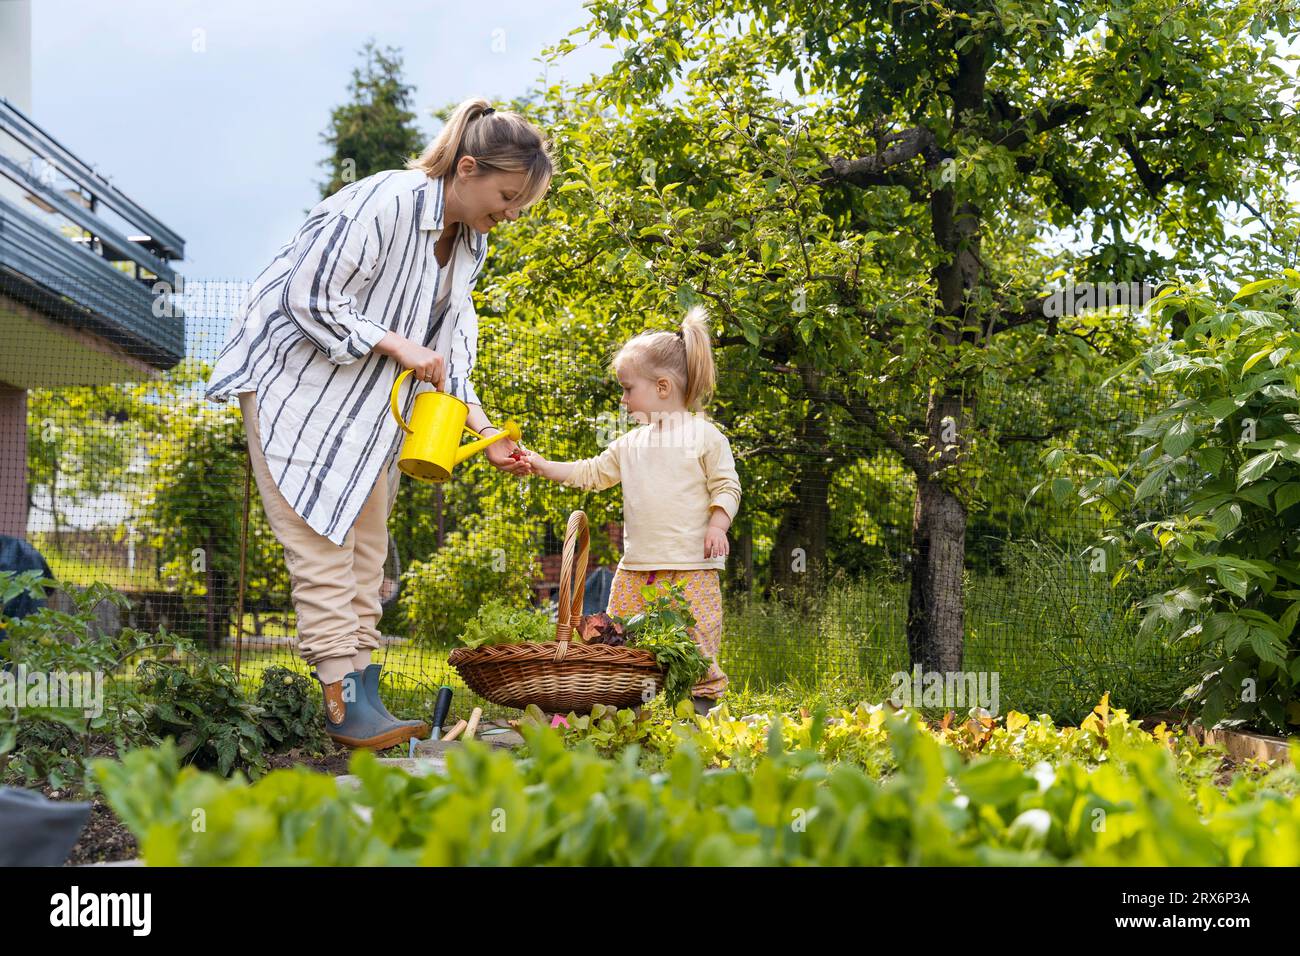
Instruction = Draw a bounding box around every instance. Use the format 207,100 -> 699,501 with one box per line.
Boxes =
554,510 -> 590,654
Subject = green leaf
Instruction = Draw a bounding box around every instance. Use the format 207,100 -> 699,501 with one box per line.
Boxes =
1278,602 -> 1300,640
1231,278 -> 1282,301
1050,477 -> 1073,504
957,759 -> 1034,807
1217,566 -> 1250,599
1134,462 -> 1172,501
1198,446 -> 1226,475
1275,483 -> 1300,514
1248,627 -> 1287,667
1163,416 -> 1196,457
1205,398 -> 1238,421
1211,503 -> 1242,537
1242,347 -> 1275,372
1237,452 -> 1279,487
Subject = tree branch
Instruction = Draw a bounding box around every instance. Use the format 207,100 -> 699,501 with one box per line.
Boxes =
1119,134 -> 1169,198
814,127 -> 942,201
990,93 -> 1091,151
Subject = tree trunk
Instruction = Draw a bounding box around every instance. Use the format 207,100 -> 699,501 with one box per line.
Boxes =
435,484 -> 445,548
906,30 -> 987,672
906,389 -> 967,673
50,457 -> 61,551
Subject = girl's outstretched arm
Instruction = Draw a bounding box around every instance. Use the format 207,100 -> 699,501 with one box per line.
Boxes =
524,442 -> 622,490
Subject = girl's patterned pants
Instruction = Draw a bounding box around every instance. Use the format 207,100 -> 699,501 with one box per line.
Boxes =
606,567 -> 728,700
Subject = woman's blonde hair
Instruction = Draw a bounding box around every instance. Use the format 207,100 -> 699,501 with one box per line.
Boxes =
613,306 -> 717,413
406,97 -> 553,209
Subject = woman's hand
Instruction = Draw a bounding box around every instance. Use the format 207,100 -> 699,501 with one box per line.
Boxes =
704,526 -> 730,560
486,434 -> 532,475
377,333 -> 445,388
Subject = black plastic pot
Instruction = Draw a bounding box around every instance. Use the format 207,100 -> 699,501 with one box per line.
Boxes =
0,786 -> 91,866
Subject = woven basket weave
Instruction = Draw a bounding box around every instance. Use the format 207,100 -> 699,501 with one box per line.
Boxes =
448,510 -> 663,713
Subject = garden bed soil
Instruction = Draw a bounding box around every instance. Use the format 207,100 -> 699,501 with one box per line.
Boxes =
61,792 -> 138,865
36,737 -> 364,865
265,740 -> 356,775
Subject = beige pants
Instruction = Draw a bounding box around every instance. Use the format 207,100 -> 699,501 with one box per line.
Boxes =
239,392 -> 389,685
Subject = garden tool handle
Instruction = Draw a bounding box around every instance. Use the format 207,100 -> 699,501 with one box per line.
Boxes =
432,686 -> 453,736
465,707 -> 482,741
390,368 -> 417,434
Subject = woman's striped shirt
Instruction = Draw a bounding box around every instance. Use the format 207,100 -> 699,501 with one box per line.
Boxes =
205,169 -> 488,546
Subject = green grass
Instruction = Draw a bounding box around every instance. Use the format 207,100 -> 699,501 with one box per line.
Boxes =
98,539 -> 1202,726
719,541 -> 1201,724
34,536 -> 162,590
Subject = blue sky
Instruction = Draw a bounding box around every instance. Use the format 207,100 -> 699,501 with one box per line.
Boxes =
31,0 -> 616,281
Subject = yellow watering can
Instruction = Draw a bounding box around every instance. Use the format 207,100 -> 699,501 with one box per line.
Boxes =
389,368 -> 521,482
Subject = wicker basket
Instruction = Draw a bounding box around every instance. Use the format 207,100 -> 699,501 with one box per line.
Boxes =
448,510 -> 663,713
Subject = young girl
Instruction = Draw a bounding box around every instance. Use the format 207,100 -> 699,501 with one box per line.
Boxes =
524,307 -> 741,716
206,98 -> 552,749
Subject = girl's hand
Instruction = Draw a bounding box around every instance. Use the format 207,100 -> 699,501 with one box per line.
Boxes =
704,527 -> 729,560
521,449 -> 551,480
486,435 -> 532,475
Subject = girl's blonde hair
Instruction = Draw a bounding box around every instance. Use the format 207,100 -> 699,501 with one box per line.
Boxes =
613,306 -> 717,413
406,97 -> 554,209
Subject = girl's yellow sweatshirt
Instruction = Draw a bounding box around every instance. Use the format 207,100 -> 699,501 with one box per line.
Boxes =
561,414 -> 742,571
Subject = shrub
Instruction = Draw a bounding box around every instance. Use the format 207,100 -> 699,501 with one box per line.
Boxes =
400,512 -> 540,647
1039,273 -> 1300,733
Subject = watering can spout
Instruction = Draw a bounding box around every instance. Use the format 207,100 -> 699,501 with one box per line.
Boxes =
455,420 -> 522,466
389,368 -> 523,483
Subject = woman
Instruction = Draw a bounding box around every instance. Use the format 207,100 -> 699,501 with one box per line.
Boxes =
206,98 -> 552,750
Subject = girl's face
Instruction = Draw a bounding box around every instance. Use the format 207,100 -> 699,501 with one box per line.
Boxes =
616,363 -> 676,422
450,157 -> 530,233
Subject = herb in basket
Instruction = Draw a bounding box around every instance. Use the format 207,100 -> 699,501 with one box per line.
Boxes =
615,582 -> 711,708
458,598 -> 554,649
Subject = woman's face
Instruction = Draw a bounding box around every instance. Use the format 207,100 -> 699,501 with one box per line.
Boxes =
450,157 -> 530,234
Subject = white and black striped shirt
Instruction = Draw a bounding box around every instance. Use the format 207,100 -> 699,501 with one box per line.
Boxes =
205,169 -> 488,546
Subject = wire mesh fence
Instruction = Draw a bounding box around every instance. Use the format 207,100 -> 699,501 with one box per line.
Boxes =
0,273 -> 1203,724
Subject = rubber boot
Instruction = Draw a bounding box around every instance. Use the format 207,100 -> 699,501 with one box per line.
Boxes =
361,664 -> 428,736
313,670 -> 422,750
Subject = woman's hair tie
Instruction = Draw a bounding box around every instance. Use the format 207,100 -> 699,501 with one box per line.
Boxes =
480,106 -> 496,117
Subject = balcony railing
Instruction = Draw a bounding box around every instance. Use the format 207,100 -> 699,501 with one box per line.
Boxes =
0,97 -> 185,369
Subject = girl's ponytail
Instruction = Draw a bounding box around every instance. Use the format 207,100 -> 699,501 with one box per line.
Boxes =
680,306 -> 715,412
612,306 -> 717,413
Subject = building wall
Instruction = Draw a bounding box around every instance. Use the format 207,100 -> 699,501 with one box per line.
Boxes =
1,0 -> 33,538
0,382 -> 27,537
0,1 -> 32,113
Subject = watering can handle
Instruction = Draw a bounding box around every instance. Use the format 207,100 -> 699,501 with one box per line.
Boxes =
390,368 -> 416,434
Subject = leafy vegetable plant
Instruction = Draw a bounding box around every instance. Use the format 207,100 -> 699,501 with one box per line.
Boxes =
255,666 -> 329,752
617,582 -> 711,707
458,597 -> 554,649
130,657 -> 268,777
